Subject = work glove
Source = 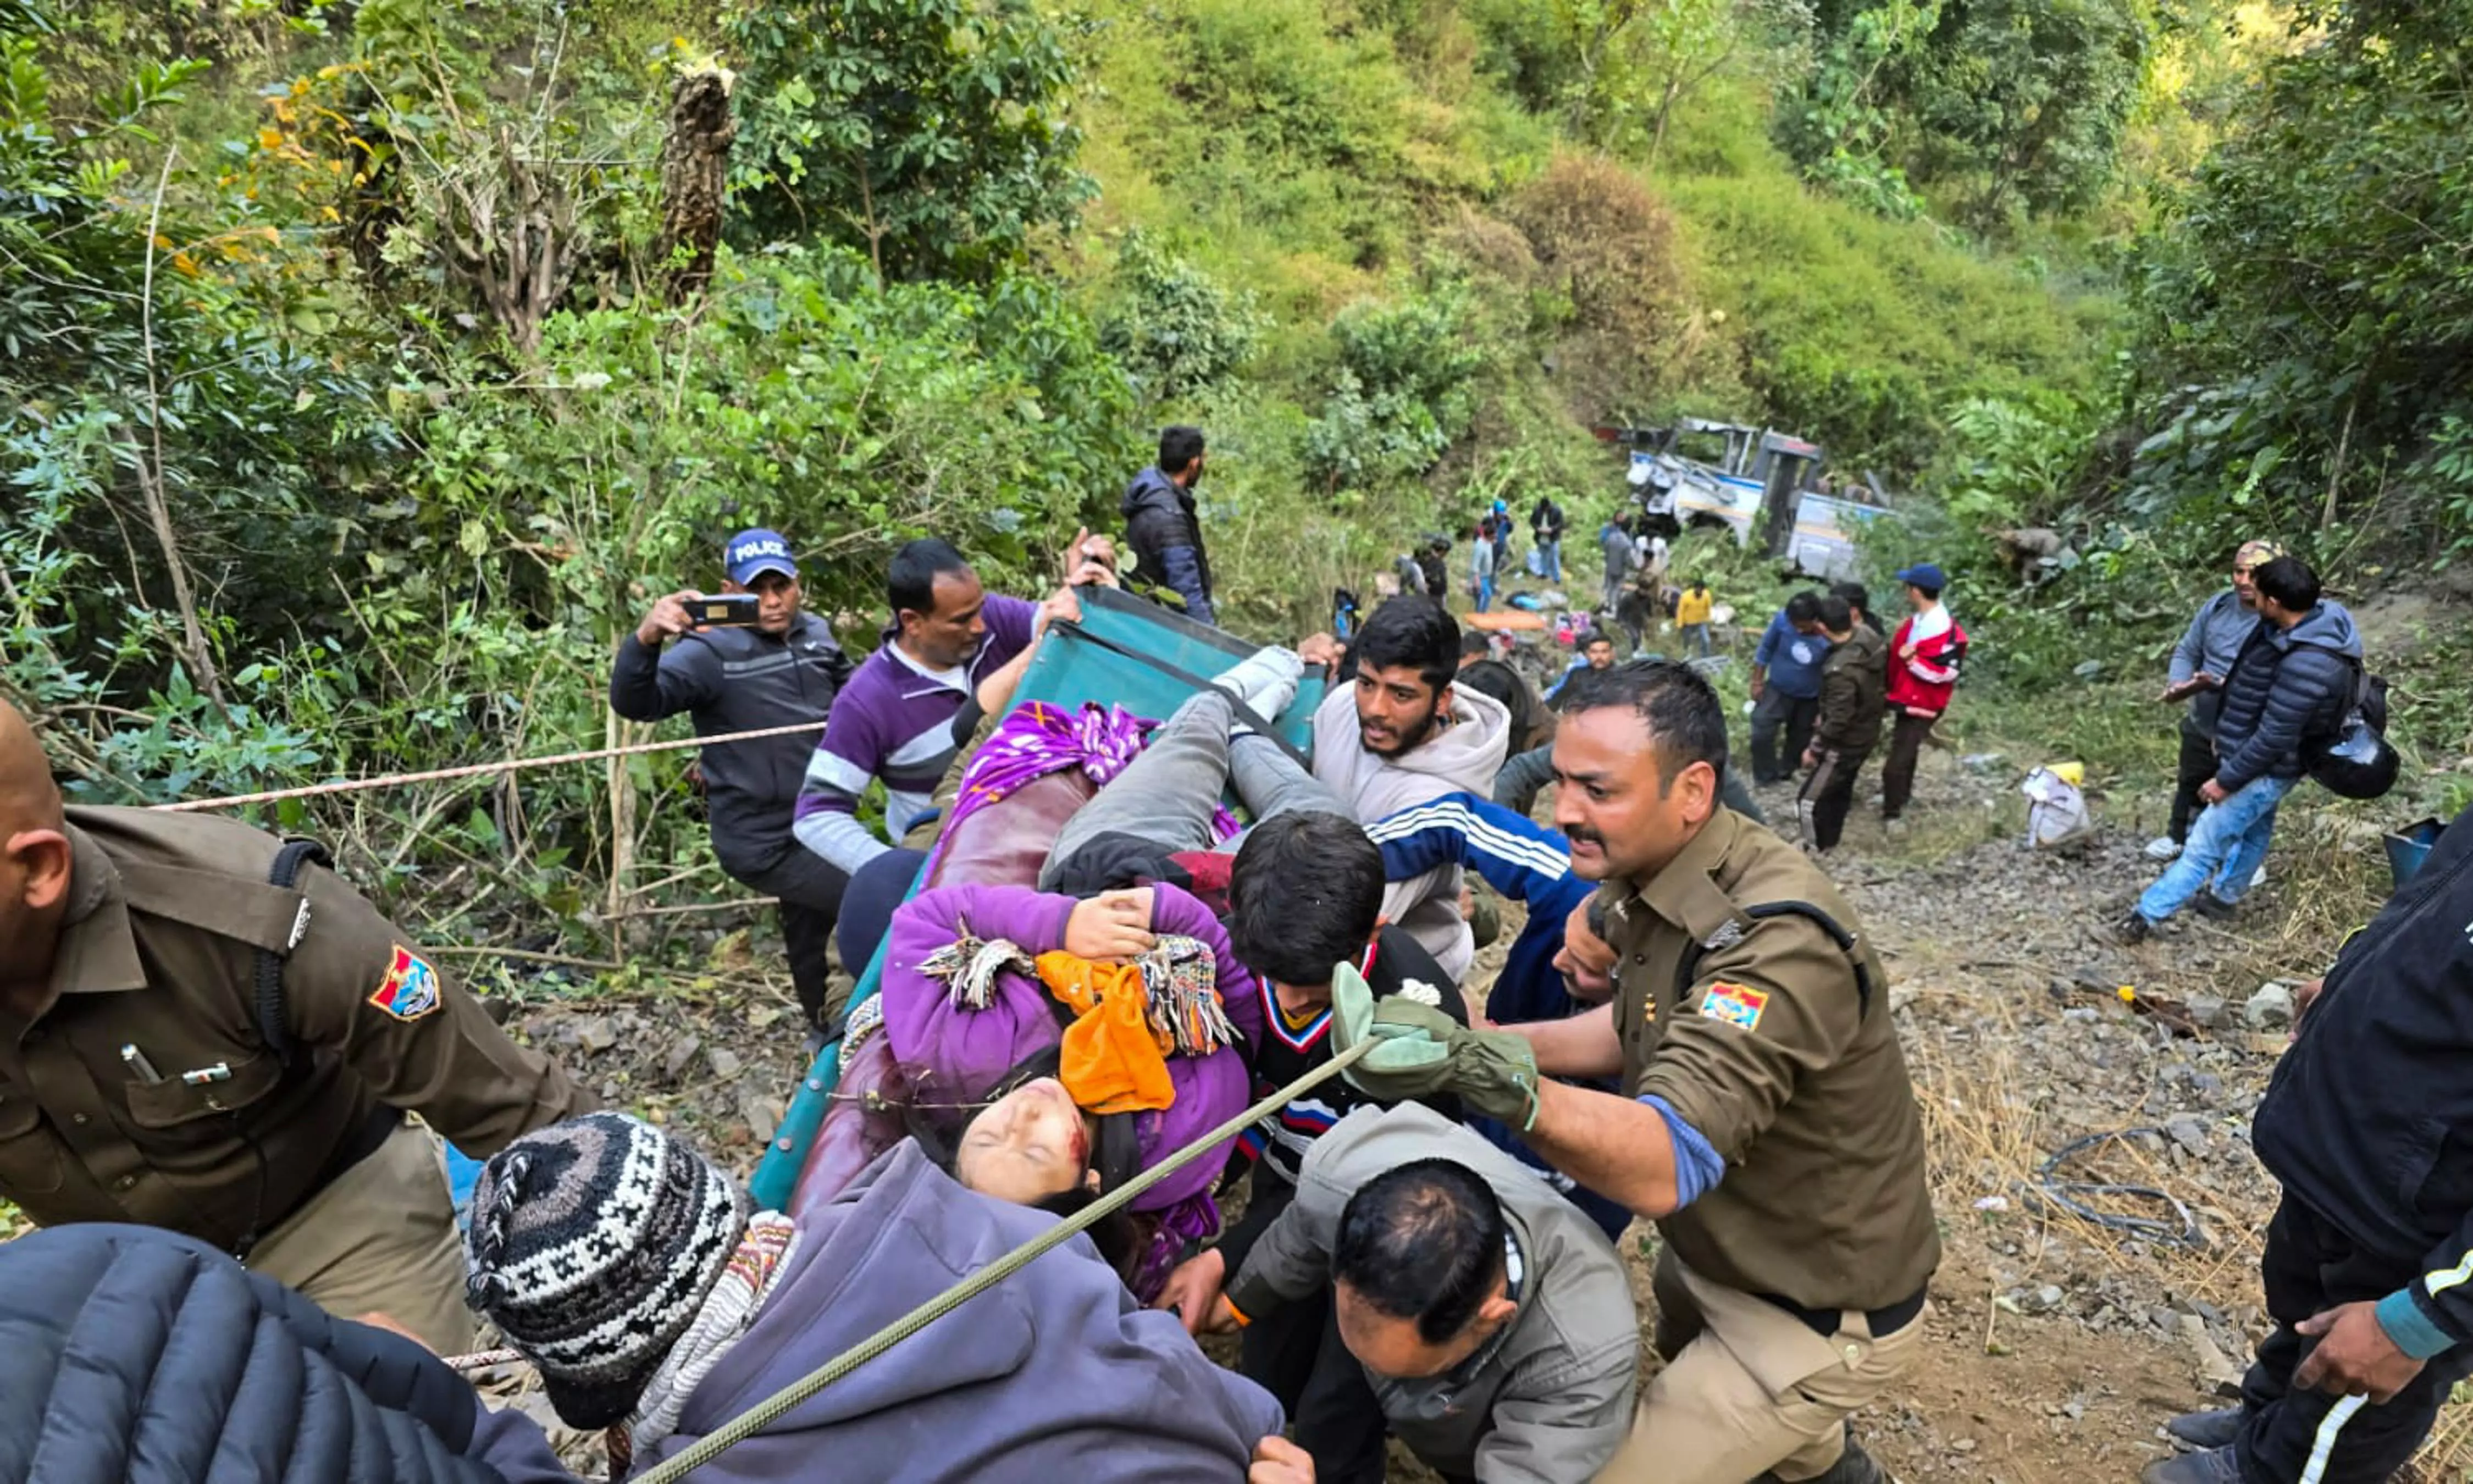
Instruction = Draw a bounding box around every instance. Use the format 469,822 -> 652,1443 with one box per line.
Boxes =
1329,962 -> 1541,1129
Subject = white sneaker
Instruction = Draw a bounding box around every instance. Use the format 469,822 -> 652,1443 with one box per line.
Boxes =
2250,862 -> 2266,890
1210,646 -> 1303,723
2144,835 -> 2184,861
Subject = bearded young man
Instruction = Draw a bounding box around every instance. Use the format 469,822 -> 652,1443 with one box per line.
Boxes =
1296,597 -> 1509,983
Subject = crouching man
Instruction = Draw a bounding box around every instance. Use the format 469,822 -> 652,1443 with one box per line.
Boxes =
1205,1103 -> 1639,1484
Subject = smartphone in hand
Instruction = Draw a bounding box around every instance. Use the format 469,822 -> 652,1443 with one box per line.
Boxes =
690,594 -> 763,627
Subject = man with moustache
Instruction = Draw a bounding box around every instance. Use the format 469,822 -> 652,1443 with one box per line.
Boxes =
612,527 -> 854,1034
1333,660 -> 1938,1484
1297,597 -> 1511,984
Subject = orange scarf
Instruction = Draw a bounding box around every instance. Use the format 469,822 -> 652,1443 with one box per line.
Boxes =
1035,951 -> 1177,1115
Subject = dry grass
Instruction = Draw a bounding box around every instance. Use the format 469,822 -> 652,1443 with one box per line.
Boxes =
1875,721 -> 2473,1477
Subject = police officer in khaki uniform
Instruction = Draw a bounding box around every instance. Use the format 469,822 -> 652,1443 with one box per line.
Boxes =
1336,660 -> 1938,1484
0,700 -> 594,1353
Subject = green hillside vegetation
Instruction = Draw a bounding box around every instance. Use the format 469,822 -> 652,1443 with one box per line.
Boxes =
8,0 -> 2469,945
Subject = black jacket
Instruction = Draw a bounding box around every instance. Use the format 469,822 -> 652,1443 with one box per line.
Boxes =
1530,496 -> 1565,541
1122,467 -> 1215,624
1213,924 -> 1467,1276
0,1224 -> 572,1484
608,612 -> 850,881
1813,627 -> 1889,752
2253,805 -> 2473,1350
2210,601 -> 2361,790
1457,657 -> 1551,752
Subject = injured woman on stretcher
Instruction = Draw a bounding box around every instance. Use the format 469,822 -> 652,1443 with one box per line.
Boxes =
878,876 -> 1265,1299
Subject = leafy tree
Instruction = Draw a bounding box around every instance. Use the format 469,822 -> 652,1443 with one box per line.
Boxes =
1304,287 -> 1487,494
1098,231 -> 1264,407
1776,0 -> 1940,217
1784,0 -> 2147,225
1895,0 -> 2147,224
1471,0 -> 1774,163
1,25 -> 391,722
2125,0 -> 2473,546
726,0 -> 1095,284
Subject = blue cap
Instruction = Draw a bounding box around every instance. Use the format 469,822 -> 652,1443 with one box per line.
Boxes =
1895,563 -> 1947,590
724,528 -> 797,585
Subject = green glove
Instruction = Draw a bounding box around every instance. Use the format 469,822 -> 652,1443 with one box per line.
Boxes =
1329,962 -> 1541,1128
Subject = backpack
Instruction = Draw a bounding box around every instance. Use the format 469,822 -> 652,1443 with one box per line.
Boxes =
2300,650 -> 2398,800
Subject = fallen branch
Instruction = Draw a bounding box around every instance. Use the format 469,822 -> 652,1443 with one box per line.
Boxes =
606,897 -> 779,921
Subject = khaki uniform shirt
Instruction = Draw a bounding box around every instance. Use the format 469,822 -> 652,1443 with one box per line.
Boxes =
0,807 -> 593,1253
1603,808 -> 1937,1311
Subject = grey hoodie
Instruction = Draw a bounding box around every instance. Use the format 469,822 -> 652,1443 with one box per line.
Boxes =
634,1142 -> 1282,1483
1310,682 -> 1512,982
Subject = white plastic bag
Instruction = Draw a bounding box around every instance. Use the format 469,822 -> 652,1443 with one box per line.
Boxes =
2021,765 -> 2093,850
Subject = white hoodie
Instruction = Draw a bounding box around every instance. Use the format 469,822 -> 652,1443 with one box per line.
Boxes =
1311,680 -> 1512,982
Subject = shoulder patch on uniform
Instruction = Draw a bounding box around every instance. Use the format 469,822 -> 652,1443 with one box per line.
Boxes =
1699,981 -> 1769,1031
368,945 -> 442,1022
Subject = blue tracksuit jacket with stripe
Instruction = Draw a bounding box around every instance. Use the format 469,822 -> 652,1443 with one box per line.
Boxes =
1365,791 -> 1631,1237
1365,791 -> 1594,1026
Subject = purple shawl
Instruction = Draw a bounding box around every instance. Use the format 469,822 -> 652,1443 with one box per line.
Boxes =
923,701 -> 1240,878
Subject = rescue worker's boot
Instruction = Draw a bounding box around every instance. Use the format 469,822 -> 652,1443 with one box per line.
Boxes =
2138,1446 -> 2242,1484
1754,1435 -> 1889,1484
2163,1407 -> 2243,1452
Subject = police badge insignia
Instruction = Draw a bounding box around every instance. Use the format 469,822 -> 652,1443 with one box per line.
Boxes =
1699,981 -> 1769,1031
368,945 -> 444,1021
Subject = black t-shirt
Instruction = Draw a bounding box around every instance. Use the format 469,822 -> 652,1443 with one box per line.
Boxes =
1213,925 -> 1468,1273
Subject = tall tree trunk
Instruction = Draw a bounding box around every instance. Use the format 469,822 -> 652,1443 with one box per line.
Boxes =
606,711 -> 637,962
137,148 -> 228,714
656,68 -> 736,302
2322,394 -> 2356,530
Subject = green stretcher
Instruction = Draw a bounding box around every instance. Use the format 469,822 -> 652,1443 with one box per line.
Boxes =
749,586 -> 1319,1211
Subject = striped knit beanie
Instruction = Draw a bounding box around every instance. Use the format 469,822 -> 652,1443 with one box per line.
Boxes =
463,1112 -> 749,1430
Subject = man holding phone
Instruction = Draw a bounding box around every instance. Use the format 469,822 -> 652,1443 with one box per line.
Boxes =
610,527 -> 854,1033
2146,539 -> 2282,865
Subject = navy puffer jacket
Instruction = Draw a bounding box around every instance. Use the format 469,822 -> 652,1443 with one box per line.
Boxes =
1121,466 -> 1215,623
2211,600 -> 2363,790
0,1224 -> 572,1484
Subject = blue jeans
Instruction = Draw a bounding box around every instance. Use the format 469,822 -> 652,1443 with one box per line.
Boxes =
1680,623 -> 1711,658
2137,773 -> 2293,922
1474,575 -> 1495,612
1538,537 -> 1562,582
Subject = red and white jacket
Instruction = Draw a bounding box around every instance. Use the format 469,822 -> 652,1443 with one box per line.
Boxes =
1886,606 -> 1967,716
